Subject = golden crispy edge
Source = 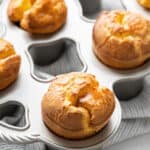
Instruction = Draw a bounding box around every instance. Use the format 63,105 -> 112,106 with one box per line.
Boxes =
0,54 -> 21,90
41,73 -> 115,139
92,11 -> 150,69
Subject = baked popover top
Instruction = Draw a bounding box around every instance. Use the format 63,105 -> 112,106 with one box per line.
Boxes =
42,72 -> 115,139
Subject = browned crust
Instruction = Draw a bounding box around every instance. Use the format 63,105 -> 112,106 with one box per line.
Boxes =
42,110 -> 110,139
0,55 -> 21,90
92,10 -> 150,69
41,72 -> 115,139
7,0 -> 32,22
137,0 -> 150,9
7,0 -> 67,34
0,39 -> 21,90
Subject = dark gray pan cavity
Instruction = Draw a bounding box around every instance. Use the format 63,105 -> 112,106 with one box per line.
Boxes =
0,101 -> 26,127
113,77 -> 144,101
113,73 -> 150,101
79,0 -> 125,20
27,38 -> 87,82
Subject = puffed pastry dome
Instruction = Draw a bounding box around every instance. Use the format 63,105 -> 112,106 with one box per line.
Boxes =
93,10 -> 150,69
7,0 -> 67,34
0,39 -> 21,90
42,72 -> 115,139
137,0 -> 150,9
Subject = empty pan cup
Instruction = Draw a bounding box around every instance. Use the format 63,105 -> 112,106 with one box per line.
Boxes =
79,0 -> 100,14
25,38 -> 87,82
113,72 -> 150,100
0,101 -> 30,130
77,0 -> 125,21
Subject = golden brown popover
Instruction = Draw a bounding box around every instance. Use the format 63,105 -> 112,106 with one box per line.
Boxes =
42,72 -> 115,139
0,39 -> 21,90
93,10 -> 150,69
137,0 -> 150,9
7,0 -> 67,34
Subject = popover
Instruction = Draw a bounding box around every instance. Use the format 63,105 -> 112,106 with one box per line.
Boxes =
93,10 -> 150,69
137,0 -> 150,9
7,0 -> 67,34
0,39 -> 21,90
42,72 -> 115,139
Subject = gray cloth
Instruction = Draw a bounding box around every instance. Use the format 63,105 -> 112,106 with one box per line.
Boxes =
0,76 -> 150,150
102,75 -> 150,149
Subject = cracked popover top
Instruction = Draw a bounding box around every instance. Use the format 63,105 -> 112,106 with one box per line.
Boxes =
7,0 -> 67,34
42,72 -> 115,139
93,10 -> 150,69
